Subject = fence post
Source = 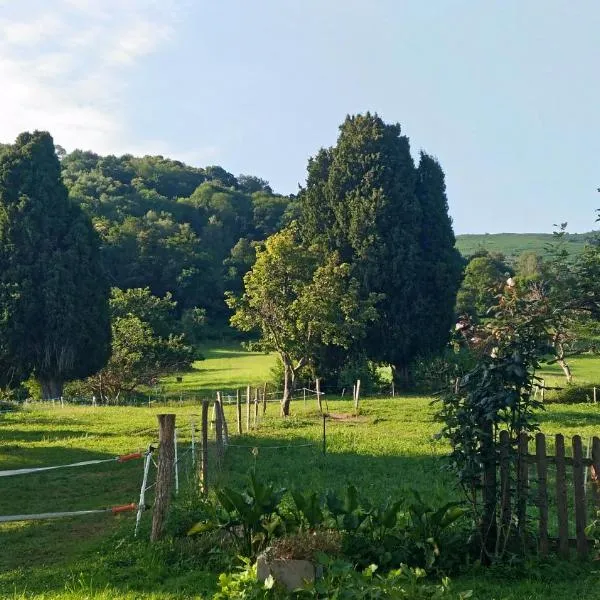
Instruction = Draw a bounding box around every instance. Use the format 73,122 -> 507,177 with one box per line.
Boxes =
591,437 -> 600,508
535,433 -> 549,556
354,379 -> 361,413
253,388 -> 258,427
322,414 -> 327,455
516,432 -> 529,542
236,389 -> 242,435
594,387 -> 597,404
191,420 -> 196,467
174,428 -> 179,495
573,435 -> 589,558
499,430 -> 511,540
541,379 -> 545,403
200,400 -> 209,495
262,382 -> 268,415
246,385 -> 251,432
316,378 -> 322,413
220,400 -> 229,447
555,434 -> 569,558
481,423 -> 497,562
215,400 -> 224,465
151,414 -> 176,542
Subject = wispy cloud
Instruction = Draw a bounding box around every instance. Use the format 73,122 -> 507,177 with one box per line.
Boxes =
0,0 -> 187,157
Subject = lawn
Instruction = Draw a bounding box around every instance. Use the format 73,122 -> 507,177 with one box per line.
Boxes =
2,345 -> 600,598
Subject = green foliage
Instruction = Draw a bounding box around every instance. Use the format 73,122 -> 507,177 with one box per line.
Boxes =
299,113 -> 462,385
455,254 -> 509,319
0,131 -> 111,398
62,148 -> 295,332
72,288 -> 194,401
189,471 -> 288,557
214,557 -> 470,600
227,224 -> 379,413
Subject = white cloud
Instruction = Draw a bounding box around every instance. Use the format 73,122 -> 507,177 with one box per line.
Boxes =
0,1 -> 186,158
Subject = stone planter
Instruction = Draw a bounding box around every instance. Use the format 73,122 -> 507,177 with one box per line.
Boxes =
256,552 -> 320,592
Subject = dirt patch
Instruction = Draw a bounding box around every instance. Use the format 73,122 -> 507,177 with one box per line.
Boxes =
326,412 -> 368,423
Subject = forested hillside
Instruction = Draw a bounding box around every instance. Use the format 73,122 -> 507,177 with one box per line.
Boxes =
60,151 -> 298,332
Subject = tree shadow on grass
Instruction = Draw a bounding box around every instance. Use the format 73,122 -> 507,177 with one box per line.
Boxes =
0,432 -> 457,599
0,428 -> 118,445
540,410 -> 600,428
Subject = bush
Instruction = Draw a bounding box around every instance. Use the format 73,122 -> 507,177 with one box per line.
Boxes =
544,384 -> 596,404
213,557 -> 473,599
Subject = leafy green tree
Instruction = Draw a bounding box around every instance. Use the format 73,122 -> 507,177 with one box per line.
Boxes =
227,225 -> 378,415
456,255 -> 508,319
81,288 -> 194,402
515,250 -> 543,282
0,131 -> 111,398
299,113 -> 462,387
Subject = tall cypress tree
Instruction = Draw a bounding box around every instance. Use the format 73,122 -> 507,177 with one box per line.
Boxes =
300,114 -> 462,387
0,131 -> 111,398
413,152 -> 463,358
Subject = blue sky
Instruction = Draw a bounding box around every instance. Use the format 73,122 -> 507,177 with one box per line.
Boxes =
0,0 -> 598,234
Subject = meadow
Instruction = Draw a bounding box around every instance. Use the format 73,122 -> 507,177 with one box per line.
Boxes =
2,346 -> 600,598
454,232 -> 594,261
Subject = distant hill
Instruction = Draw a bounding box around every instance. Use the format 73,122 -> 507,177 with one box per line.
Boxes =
455,232 -> 598,262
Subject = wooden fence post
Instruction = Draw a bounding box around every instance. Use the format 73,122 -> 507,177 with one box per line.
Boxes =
535,433 -> 549,556
151,414 -> 176,542
573,435 -> 589,558
354,379 -> 361,412
481,423 -> 497,562
499,430 -> 511,539
215,400 -> 224,466
591,436 -> 600,508
555,434 -> 569,558
246,385 -> 251,432
316,378 -> 322,413
253,388 -> 259,427
220,400 -> 229,447
262,382 -> 268,414
516,432 -> 529,541
200,401 -> 209,495
236,389 -> 242,435
541,379 -> 545,403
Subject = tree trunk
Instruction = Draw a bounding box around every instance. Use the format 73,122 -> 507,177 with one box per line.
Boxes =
391,364 -> 412,391
280,363 -> 296,417
555,341 -> 573,384
38,377 -> 63,400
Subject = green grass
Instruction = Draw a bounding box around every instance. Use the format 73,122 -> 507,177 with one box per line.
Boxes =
160,344 -> 277,397
3,346 -> 600,598
455,232 -> 595,262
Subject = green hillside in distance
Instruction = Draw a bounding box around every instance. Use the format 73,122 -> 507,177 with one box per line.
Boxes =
455,231 -> 598,262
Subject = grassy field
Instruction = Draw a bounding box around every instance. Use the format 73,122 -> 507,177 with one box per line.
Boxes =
455,232 -> 595,262
160,344 -> 276,398
2,345 -> 600,598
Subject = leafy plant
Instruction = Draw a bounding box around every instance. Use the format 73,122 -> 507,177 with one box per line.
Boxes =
188,471 -> 287,557
213,556 -> 473,599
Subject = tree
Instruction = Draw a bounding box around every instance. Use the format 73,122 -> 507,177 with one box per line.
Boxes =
456,254 -> 508,320
81,288 -> 194,402
413,153 -> 464,363
299,113 -> 462,387
515,250 -> 543,282
0,131 -> 111,398
227,224 -> 378,415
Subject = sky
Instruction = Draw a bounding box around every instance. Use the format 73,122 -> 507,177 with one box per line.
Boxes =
0,0 -> 598,234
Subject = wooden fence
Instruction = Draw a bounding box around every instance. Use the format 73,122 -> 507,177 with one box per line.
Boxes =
487,431 -> 600,559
